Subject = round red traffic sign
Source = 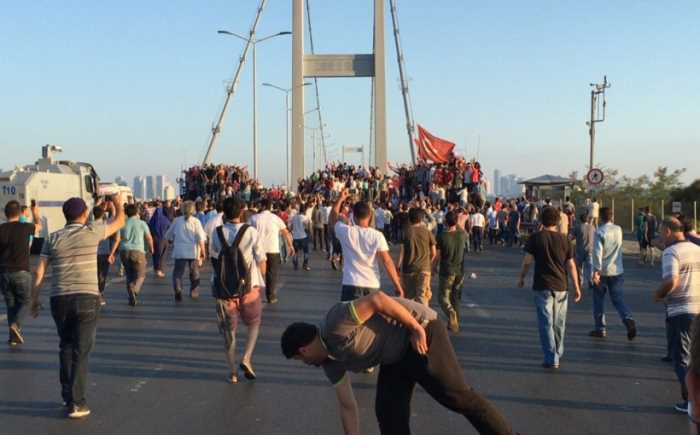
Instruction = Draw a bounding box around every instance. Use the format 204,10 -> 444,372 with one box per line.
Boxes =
587,168 -> 604,185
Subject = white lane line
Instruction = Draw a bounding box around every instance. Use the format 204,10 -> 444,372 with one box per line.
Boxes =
462,297 -> 491,319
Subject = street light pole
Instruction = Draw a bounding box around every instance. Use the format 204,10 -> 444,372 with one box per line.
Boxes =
252,35 -> 258,180
262,81 -> 312,188
218,30 -> 291,181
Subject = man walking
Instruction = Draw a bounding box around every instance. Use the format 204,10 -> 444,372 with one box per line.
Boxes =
654,218 -> 700,413
290,203 -> 311,271
212,197 -> 267,383
281,291 -> 517,435
518,207 -> 581,369
249,199 -> 294,304
643,207 -> 659,266
31,195 -> 126,418
469,207 -> 485,253
330,189 -> 404,301
398,207 -> 437,306
117,204 -> 154,306
94,204 -> 119,306
590,207 -> 637,340
0,200 -> 42,345
436,211 -> 467,332
573,213 -> 595,289
165,201 -> 206,302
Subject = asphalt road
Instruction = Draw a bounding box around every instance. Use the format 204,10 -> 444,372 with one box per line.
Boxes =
0,244 -> 688,435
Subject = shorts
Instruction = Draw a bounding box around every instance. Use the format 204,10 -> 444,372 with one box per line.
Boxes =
219,286 -> 263,330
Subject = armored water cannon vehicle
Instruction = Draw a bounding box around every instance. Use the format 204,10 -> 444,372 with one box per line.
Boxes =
0,145 -> 100,236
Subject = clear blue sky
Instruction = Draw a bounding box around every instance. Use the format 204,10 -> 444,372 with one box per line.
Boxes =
1,0 -> 698,186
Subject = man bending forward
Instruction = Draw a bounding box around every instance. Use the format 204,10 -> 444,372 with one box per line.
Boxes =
281,291 -> 516,435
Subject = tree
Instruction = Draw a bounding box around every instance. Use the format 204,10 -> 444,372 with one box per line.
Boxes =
672,179 -> 700,202
647,167 -> 687,201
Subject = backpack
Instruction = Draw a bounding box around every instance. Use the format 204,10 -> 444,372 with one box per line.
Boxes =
213,224 -> 251,300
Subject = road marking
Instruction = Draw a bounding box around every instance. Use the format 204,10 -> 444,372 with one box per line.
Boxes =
462,298 -> 491,318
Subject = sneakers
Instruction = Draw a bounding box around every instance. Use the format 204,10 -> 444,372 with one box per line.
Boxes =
174,291 -> 183,303
99,295 -> 107,306
68,404 -> 91,419
240,362 -> 257,380
624,318 -> 637,341
9,325 -> 24,345
542,362 -> 560,369
303,264 -> 311,272
674,401 -> 689,413
267,298 -> 279,305
589,330 -> 607,338
155,270 -> 166,278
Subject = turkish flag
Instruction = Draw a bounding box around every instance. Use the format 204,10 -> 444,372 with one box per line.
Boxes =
414,125 -> 455,163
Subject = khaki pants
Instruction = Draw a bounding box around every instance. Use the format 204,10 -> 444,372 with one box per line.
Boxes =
120,250 -> 147,296
402,271 -> 432,306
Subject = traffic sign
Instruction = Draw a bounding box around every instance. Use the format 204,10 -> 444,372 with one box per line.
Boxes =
587,168 -> 604,185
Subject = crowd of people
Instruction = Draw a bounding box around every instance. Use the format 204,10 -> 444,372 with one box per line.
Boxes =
1,162 -> 700,433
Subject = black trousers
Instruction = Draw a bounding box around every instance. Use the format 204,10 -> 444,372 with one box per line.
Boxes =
50,294 -> 100,407
265,253 -> 281,302
375,321 -> 515,435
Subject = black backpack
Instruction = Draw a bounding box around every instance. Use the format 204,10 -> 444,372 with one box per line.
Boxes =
213,224 -> 251,299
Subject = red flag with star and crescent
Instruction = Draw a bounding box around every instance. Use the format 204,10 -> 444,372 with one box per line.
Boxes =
414,125 -> 455,163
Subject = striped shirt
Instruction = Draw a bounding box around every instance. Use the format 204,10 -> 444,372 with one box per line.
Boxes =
662,241 -> 700,318
41,223 -> 107,298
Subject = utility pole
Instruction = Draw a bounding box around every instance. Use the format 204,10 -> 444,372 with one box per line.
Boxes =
587,75 -> 611,170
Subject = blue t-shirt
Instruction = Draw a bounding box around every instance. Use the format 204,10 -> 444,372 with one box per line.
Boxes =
120,217 -> 150,253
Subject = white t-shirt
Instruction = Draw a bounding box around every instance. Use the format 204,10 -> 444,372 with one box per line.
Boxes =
291,213 -> 310,240
469,213 -> 485,228
335,221 -> 389,288
375,208 -> 385,229
662,241 -> 700,318
384,210 -> 393,225
589,202 -> 600,218
321,206 -> 331,225
249,210 -> 287,254
210,223 -> 266,288
204,212 -> 224,254
164,216 -> 207,260
458,188 -> 470,205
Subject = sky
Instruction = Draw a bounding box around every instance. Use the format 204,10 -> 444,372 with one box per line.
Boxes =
1,0 -> 698,187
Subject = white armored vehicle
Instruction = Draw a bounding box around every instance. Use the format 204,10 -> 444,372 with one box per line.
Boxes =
0,145 -> 100,237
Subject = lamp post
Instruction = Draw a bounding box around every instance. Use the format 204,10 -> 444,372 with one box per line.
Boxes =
218,30 -> 291,181
262,82 -> 311,187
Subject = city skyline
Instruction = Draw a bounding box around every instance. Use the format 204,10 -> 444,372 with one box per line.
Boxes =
1,2 -> 698,186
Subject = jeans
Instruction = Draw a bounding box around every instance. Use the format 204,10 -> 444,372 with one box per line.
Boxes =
121,250 -> 147,297
575,251 -> 592,288
534,290 -> 568,365
438,273 -> 464,319
97,254 -> 111,293
592,275 -> 632,332
375,320 -> 515,435
50,294 -> 100,407
0,271 -> 32,329
265,253 -> 281,302
488,228 -> 497,245
471,227 -> 483,252
173,258 -> 200,294
292,237 -> 309,267
669,313 -> 696,401
341,285 -> 379,302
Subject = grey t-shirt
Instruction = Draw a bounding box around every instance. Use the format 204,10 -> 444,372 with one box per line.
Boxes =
41,223 -> 107,298
320,297 -> 437,384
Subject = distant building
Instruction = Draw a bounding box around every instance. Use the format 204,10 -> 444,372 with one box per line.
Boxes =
133,176 -> 146,200
155,175 -> 168,200
115,176 -> 129,187
145,176 -> 155,201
